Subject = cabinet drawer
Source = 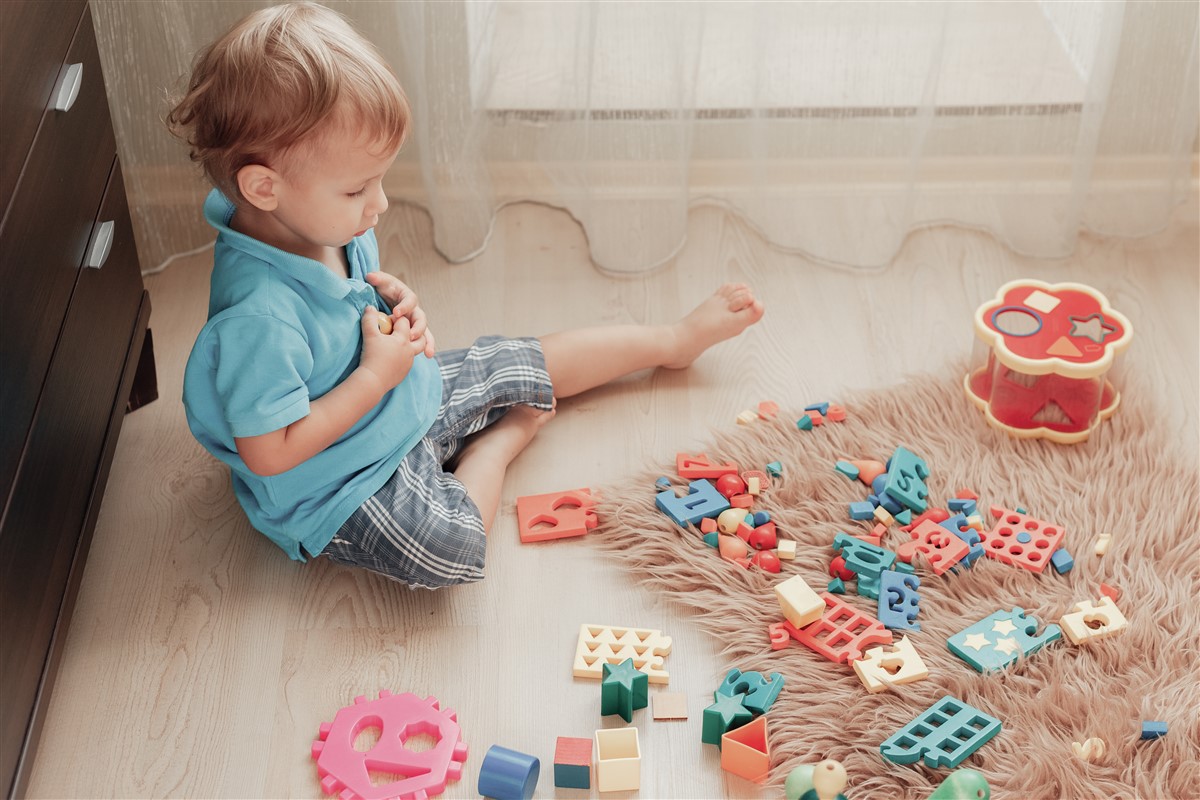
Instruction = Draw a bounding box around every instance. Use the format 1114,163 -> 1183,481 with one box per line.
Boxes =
0,158 -> 143,792
0,6 -> 116,496
0,0 -> 88,208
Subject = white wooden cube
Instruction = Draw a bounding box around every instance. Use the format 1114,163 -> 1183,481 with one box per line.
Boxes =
775,575 -> 824,628
595,727 -> 640,792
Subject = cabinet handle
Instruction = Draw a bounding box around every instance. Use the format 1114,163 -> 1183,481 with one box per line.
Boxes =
86,221 -> 115,269
52,63 -> 83,112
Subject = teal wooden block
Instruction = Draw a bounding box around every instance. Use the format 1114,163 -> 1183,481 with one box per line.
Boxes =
601,658 -> 648,723
766,461 -> 783,477
702,691 -> 752,746
796,415 -> 814,431
827,577 -> 846,594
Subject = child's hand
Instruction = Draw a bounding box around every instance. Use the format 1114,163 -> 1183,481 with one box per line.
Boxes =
359,305 -> 427,391
365,272 -> 436,358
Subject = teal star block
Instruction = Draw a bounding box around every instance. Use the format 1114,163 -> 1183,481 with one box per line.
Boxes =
702,691 -> 752,747
601,658 -> 648,723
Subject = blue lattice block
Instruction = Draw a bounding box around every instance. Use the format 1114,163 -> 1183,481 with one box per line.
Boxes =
947,608 -> 1061,673
880,695 -> 1001,768
655,479 -> 730,527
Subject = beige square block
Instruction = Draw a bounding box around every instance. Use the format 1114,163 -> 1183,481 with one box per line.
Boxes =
777,540 -> 797,560
595,727 -> 640,792
1024,289 -> 1061,312
774,575 -> 824,629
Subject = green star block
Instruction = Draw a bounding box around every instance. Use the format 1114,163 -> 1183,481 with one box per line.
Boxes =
601,658 -> 648,723
702,691 -> 752,747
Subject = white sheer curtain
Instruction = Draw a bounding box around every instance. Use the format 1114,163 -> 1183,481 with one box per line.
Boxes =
93,0 -> 1198,274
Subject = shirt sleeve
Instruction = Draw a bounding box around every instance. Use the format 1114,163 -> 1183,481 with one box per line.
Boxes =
206,315 -> 314,438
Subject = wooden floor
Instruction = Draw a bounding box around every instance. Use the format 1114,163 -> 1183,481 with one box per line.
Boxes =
27,193 -> 1197,798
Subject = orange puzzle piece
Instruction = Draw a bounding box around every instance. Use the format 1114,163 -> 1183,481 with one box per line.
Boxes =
516,488 -> 598,543
676,453 -> 740,480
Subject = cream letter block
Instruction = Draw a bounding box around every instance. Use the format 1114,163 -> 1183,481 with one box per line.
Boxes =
1060,596 -> 1128,644
595,727 -> 640,792
775,575 -> 824,629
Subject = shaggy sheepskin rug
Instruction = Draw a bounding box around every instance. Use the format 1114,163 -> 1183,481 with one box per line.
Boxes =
589,369 -> 1198,799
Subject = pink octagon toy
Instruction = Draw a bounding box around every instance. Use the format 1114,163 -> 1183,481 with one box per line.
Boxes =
965,279 -> 1133,443
311,690 -> 468,800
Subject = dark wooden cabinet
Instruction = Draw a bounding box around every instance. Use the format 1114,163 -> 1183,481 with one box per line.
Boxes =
0,3 -> 154,796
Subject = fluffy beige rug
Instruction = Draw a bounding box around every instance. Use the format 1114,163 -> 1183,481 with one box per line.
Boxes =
590,367 -> 1199,799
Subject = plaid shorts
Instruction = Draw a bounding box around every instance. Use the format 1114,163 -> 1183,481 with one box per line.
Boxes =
321,336 -> 553,589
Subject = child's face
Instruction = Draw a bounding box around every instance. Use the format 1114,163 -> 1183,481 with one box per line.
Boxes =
270,129 -> 399,252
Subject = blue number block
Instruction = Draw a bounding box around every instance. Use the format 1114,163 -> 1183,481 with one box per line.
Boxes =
948,497 -> 977,516
880,695 -> 1002,769
1051,548 -> 1074,574
655,479 -> 730,527
947,608 -> 1062,673
883,445 -> 930,513
717,668 -> 784,716
940,514 -> 984,568
849,501 -> 876,520
877,570 -> 921,631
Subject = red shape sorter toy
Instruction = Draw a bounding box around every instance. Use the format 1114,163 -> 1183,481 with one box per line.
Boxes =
980,506 -> 1065,574
517,488 -> 598,543
311,690 -> 468,800
965,279 -> 1132,444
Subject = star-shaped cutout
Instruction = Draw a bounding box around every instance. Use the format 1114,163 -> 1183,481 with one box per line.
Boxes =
1069,314 -> 1116,344
994,637 -> 1021,656
962,633 -> 991,652
991,618 -> 1017,635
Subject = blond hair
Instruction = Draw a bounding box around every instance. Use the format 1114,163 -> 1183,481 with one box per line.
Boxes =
166,2 -> 409,201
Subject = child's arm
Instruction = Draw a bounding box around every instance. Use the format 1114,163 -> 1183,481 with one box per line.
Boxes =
235,306 -> 426,477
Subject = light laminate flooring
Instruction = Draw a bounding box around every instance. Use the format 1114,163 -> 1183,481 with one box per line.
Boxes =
26,194 -> 1198,799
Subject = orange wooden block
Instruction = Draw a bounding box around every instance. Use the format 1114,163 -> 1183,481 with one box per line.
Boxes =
806,410 -> 824,426
1100,582 -> 1120,601
851,460 -> 887,486
826,404 -> 847,422
677,453 -> 739,479
730,493 -> 754,508
700,517 -> 718,534
516,488 -> 598,543
757,400 -> 780,420
721,716 -> 770,782
956,488 -> 980,501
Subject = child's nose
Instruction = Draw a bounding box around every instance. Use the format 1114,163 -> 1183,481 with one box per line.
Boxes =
367,183 -> 388,216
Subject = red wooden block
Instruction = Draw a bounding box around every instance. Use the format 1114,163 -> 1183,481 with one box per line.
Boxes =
752,550 -> 781,573
899,507 -> 950,533
748,521 -> 777,550
677,453 -> 739,479
715,473 -> 748,498
767,621 -> 790,650
981,505 -> 1065,574
955,488 -> 979,501
895,519 -> 968,575
700,517 -> 718,534
516,488 -> 598,543
786,593 -> 893,664
757,400 -> 780,419
1100,582 -> 1120,601
555,736 -> 592,767
828,556 -> 854,581
806,410 -> 824,426
729,493 -> 754,509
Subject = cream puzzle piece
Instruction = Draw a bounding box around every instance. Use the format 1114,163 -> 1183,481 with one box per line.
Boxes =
852,635 -> 930,693
573,624 -> 673,685
1060,596 -> 1129,645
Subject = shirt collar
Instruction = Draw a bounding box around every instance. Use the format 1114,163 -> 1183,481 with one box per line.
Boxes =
203,189 -> 363,299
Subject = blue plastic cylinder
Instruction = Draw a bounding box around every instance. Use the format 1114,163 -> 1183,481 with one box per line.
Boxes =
478,744 -> 540,800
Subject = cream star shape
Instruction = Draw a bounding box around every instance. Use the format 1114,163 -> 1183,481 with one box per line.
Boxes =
994,637 -> 1021,656
1069,314 -> 1116,343
991,618 -> 1018,635
962,633 -> 990,651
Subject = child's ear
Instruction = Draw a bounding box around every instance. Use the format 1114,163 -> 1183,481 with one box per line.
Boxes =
236,164 -> 280,211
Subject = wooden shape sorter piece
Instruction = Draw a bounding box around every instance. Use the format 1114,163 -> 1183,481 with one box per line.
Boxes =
880,695 -> 1002,769
896,520 -> 969,576
655,479 -> 731,528
980,505 -> 1065,573
676,452 -> 740,480
652,692 -> 689,720
853,635 -> 930,694
947,607 -> 1062,673
787,592 -> 893,665
516,488 -> 598,543
573,624 -> 673,684
1059,596 -> 1129,645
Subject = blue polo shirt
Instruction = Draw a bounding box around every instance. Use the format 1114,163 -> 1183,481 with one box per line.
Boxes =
183,190 -> 443,561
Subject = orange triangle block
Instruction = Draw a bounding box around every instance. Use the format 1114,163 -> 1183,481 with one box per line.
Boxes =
720,716 -> 770,782
1047,336 -> 1083,357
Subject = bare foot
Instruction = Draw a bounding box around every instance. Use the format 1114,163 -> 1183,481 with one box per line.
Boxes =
664,283 -> 764,369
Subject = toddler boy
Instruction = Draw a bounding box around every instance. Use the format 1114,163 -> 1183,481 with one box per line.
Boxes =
169,2 -> 763,589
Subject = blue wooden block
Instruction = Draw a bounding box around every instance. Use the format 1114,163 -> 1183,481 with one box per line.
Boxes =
834,460 -> 860,480
832,532 -> 897,578
880,695 -> 1002,769
883,445 -> 930,513
871,473 -> 888,496
1051,548 -> 1074,574
948,498 -> 977,516
655,479 -> 730,527
753,511 -> 771,526
766,461 -> 783,477
947,608 -> 1061,673
655,476 -> 672,491
879,493 -> 904,515
718,668 -> 785,716
804,402 -> 830,415
877,569 -> 921,631
849,501 -> 876,520
940,514 -> 984,568
1141,721 -> 1168,740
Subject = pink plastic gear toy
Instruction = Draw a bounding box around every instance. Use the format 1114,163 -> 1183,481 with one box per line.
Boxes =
311,690 -> 468,800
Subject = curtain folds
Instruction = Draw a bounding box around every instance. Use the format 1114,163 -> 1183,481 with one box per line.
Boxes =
92,0 -> 1198,274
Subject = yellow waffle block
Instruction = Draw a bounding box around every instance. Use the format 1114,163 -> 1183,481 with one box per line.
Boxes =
573,624 -> 673,685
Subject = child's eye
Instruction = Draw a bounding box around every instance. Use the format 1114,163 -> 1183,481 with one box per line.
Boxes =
348,188 -> 366,197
